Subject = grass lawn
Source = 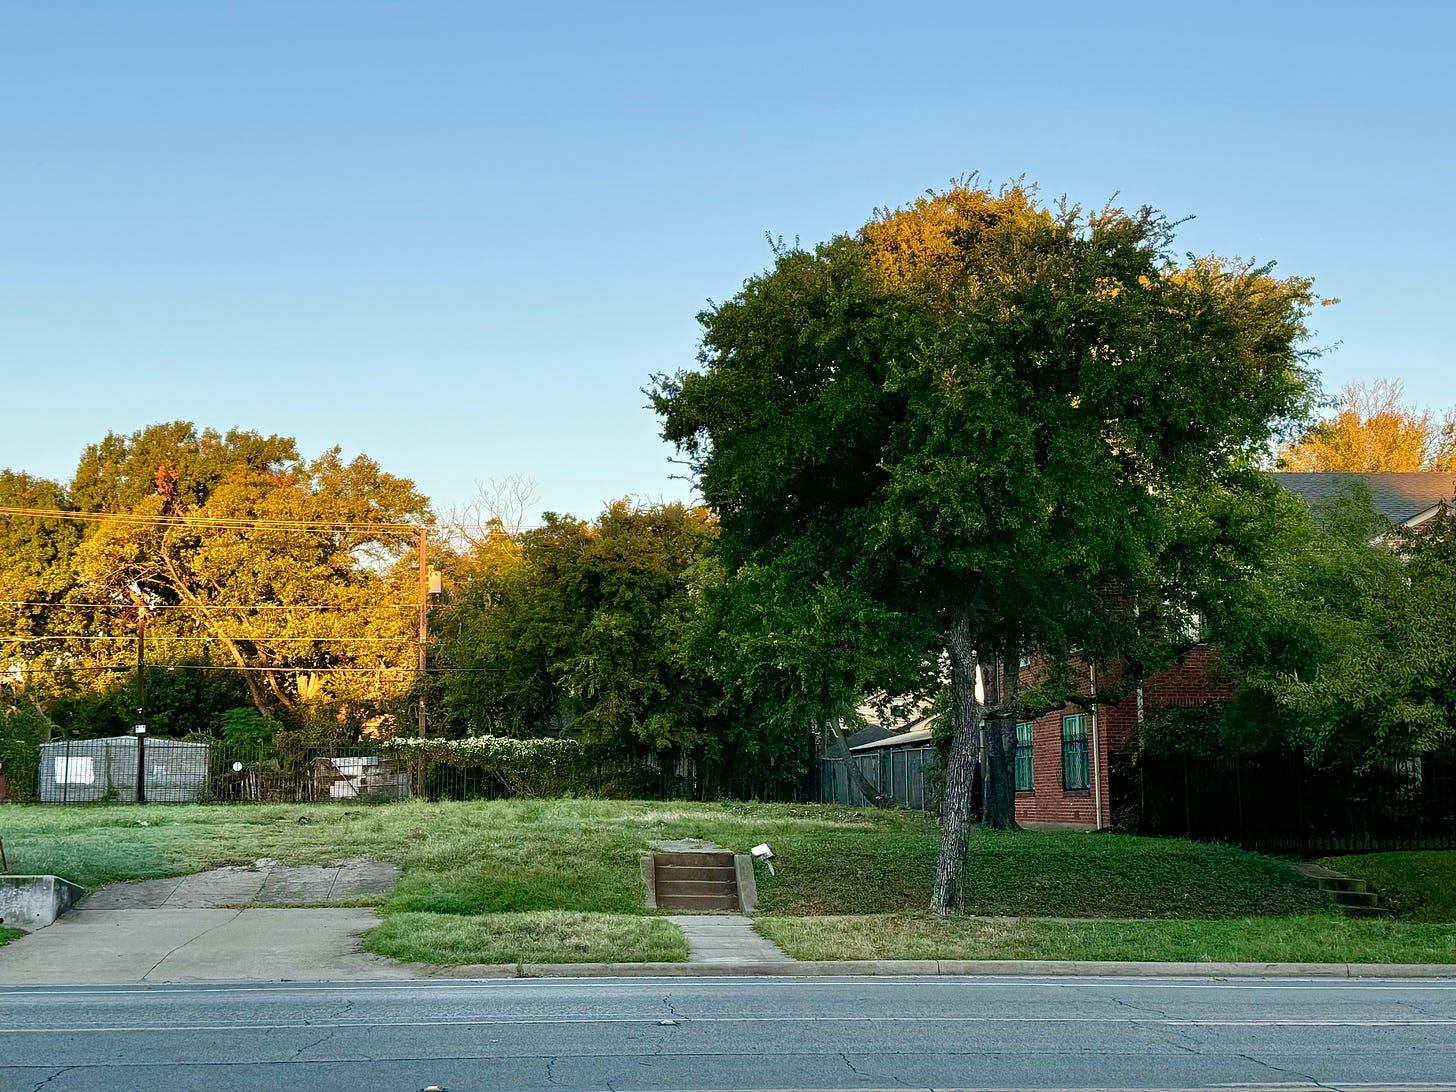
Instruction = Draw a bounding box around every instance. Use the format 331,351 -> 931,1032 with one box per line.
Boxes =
758,913 -> 1456,964
368,910 -> 688,964
0,798 -> 1338,963
0,928 -> 22,947
1321,851 -> 1456,923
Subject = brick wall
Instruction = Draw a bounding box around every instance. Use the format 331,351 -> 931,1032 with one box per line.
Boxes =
1013,648 -> 1229,830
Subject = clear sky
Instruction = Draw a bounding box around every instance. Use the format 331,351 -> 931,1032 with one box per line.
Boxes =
3,1 -> 1452,522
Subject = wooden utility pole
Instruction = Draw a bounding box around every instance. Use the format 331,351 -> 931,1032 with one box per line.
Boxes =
134,604 -> 147,804
417,526 -> 428,737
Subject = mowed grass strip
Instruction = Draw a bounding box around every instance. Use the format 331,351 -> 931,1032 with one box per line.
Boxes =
757,913 -> 1456,964
365,910 -> 689,965
1321,851 -> 1456,923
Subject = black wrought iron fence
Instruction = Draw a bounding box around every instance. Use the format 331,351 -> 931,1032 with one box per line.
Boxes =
1111,749 -> 1456,855
15,735 -> 815,806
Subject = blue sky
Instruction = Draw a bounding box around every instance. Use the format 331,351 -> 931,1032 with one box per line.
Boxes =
3,1 -> 1452,522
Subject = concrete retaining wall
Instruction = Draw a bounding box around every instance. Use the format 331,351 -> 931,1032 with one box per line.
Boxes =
0,875 -> 86,930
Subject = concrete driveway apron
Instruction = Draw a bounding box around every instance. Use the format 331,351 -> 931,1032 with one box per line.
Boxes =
0,859 -> 412,984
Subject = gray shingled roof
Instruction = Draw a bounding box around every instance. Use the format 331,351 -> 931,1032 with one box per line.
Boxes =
1269,472 -> 1456,526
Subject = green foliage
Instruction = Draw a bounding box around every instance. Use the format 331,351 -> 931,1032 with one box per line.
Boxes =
2,422 -> 431,727
219,706 -> 279,749
1323,851 -> 1456,923
654,182 -> 1318,665
654,179 -> 1320,887
674,554 -> 938,789
1206,485 -> 1456,764
0,471 -> 83,619
426,500 -> 753,769
0,698 -> 53,800
382,734 -> 586,797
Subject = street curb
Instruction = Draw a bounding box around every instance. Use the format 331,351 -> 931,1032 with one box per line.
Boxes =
425,958 -> 1456,979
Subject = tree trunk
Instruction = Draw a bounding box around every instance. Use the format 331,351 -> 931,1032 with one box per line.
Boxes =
981,652 -> 1021,830
931,601 -> 983,914
825,719 -> 896,808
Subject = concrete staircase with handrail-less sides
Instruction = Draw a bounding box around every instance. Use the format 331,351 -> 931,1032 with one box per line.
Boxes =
641,849 -> 757,913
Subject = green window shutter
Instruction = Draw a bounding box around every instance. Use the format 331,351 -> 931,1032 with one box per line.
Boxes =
1061,713 -> 1090,790
1015,721 -> 1034,792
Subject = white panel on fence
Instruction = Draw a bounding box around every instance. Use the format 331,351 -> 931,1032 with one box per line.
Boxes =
55,756 -> 95,784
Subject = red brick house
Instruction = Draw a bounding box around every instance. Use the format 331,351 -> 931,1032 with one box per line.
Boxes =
1013,471 -> 1456,830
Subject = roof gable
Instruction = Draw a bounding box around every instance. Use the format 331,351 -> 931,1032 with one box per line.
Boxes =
1268,472 -> 1456,526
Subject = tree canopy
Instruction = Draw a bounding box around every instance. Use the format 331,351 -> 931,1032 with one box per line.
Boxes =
2,422 -> 430,732
1277,379 -> 1456,472
1192,484 -> 1456,767
425,501 -> 740,754
655,180 -> 1320,910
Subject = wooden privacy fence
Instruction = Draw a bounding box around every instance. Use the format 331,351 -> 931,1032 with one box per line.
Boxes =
817,745 -> 935,810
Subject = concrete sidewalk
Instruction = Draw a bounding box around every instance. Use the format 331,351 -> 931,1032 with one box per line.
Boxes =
76,858 -> 398,909
0,907 -> 417,983
668,914 -> 792,964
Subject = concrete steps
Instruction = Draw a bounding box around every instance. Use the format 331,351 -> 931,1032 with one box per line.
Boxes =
642,847 -> 756,912
1299,865 -> 1391,919
654,852 -> 738,910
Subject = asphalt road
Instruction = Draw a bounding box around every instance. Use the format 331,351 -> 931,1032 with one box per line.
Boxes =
2,974 -> 1455,1091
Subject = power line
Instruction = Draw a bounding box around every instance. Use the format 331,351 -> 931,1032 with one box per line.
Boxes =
0,505 -> 423,532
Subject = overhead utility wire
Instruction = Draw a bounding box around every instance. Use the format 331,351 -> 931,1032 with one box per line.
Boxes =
0,506 -> 422,532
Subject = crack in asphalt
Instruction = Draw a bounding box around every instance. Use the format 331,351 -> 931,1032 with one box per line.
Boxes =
839,1052 -> 912,1089
544,1055 -> 559,1085
1237,1050 -> 1344,1090
1093,989 -> 1206,1056
1101,989 -> 1169,1019
330,1000 -> 355,1020
292,1028 -> 340,1060
30,1066 -> 77,1092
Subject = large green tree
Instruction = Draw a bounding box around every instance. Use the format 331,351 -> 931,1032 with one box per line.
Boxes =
654,181 -> 1319,911
3,423 -> 430,726
427,500 -> 736,767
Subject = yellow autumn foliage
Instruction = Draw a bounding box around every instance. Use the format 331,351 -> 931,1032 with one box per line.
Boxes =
860,180 -> 1046,288
1278,379 -> 1452,472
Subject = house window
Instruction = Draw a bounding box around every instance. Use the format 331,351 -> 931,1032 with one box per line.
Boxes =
1061,713 -> 1090,791
1015,721 -> 1034,792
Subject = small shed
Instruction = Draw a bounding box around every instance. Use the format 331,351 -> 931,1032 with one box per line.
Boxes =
321,755 -> 411,802
38,737 -> 211,804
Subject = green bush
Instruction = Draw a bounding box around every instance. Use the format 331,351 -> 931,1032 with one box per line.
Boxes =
0,702 -> 52,801
382,735 -> 586,797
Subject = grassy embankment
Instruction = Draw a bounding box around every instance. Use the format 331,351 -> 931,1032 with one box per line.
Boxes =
4,799 -> 1453,964
1321,851 -> 1456,923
